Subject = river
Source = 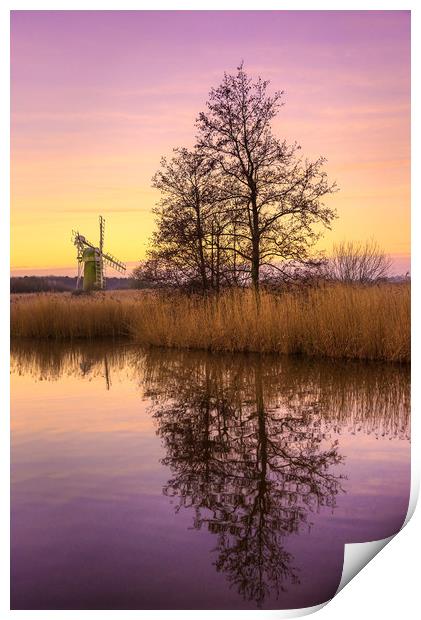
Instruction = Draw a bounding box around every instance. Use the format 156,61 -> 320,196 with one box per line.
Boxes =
11,341 -> 410,610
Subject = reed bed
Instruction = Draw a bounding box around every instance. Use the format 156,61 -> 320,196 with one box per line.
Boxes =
10,292 -> 135,339
11,283 -> 410,362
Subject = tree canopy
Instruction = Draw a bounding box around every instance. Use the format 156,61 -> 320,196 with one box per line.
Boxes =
137,64 -> 337,291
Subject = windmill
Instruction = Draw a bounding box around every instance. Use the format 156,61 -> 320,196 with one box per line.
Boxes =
71,216 -> 126,291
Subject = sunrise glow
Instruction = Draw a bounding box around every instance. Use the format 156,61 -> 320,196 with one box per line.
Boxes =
11,10 -> 410,275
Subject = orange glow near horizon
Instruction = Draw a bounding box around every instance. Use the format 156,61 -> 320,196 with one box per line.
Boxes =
11,11 -> 410,275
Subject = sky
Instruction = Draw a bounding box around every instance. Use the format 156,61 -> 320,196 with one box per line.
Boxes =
10,10 -> 410,276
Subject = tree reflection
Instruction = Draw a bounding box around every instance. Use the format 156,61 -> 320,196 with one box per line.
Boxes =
144,353 -> 345,605
11,341 -> 410,604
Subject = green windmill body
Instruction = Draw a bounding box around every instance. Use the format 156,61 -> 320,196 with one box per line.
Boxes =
82,247 -> 99,291
72,216 -> 126,291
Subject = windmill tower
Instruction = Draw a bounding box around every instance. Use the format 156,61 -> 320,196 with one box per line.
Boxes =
71,216 -> 126,291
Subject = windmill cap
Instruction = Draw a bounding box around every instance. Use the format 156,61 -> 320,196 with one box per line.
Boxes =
82,247 -> 97,260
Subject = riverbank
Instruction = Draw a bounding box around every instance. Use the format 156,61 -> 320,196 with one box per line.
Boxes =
10,283 -> 410,362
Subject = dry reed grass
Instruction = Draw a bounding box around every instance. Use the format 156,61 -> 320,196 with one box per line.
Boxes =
11,283 -> 410,362
10,292 -> 135,339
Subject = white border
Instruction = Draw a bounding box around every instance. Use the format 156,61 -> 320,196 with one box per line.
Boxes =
2,3 -> 418,619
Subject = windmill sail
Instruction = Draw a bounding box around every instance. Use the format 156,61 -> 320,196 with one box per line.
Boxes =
99,216 -> 105,253
102,252 -> 126,273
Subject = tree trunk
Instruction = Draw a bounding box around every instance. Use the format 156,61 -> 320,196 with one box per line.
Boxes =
195,207 -> 208,292
216,231 -> 220,293
233,224 -> 237,285
210,222 -> 215,289
250,191 -> 260,291
251,240 -> 260,291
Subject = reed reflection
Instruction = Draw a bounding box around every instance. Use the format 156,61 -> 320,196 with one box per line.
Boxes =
11,339 -> 131,386
11,341 -> 410,441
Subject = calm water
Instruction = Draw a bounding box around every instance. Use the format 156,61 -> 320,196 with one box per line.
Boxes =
11,341 -> 410,610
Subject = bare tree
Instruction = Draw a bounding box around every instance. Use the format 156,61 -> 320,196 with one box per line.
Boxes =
142,147 -> 246,292
327,239 -> 392,283
148,147 -> 218,292
196,63 -> 337,290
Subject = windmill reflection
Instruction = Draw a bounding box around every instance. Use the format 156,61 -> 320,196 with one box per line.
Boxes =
78,353 -> 111,389
144,353 -> 345,605
11,340 -> 118,390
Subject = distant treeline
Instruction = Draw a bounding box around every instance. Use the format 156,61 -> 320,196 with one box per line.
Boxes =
10,276 -> 141,293
11,271 -> 408,294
